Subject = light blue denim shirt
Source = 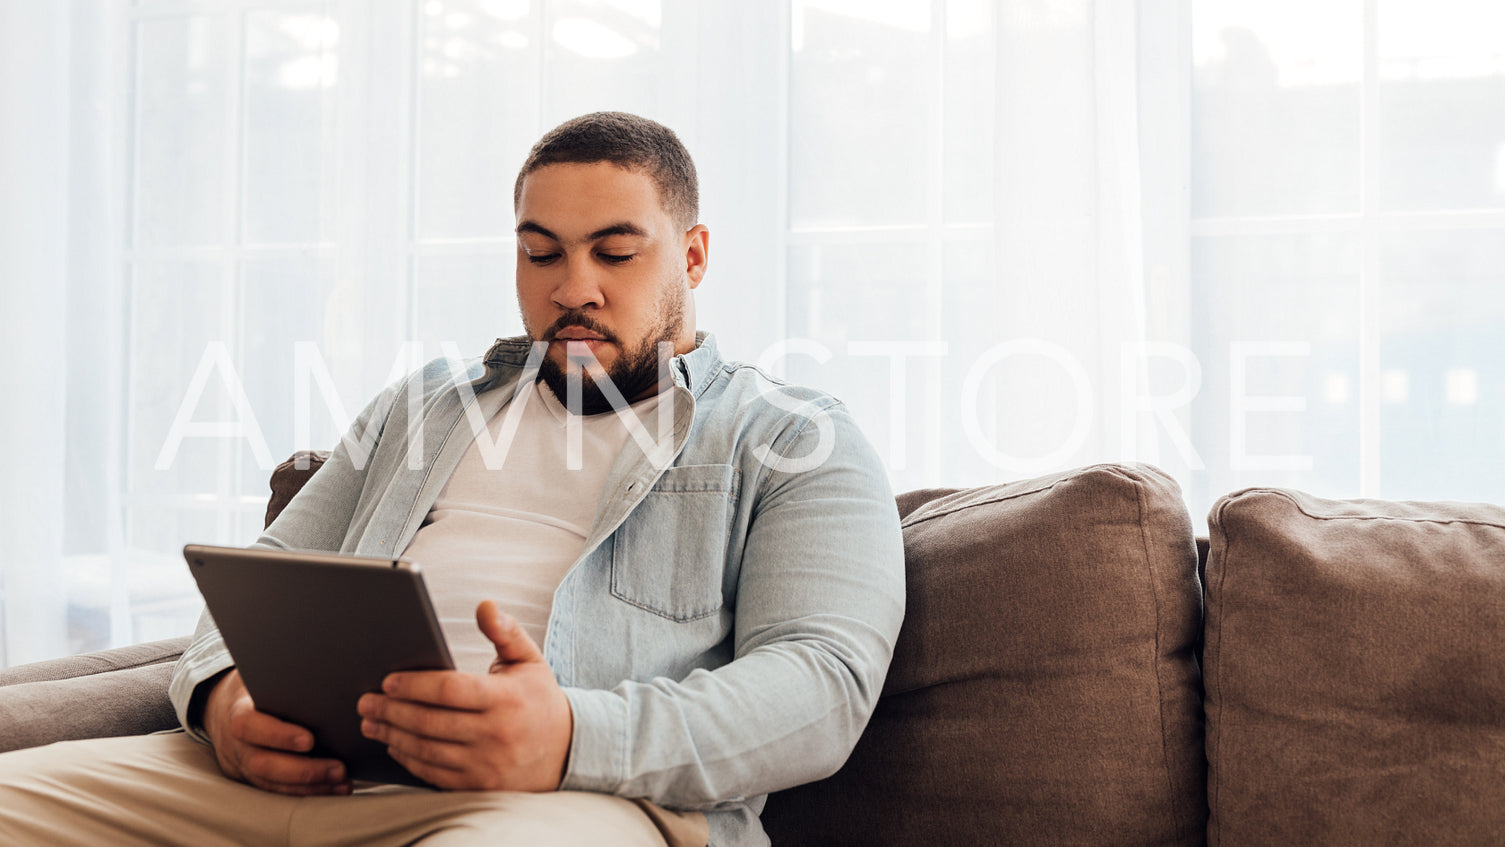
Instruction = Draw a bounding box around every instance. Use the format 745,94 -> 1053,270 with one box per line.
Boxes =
169,333 -> 906,847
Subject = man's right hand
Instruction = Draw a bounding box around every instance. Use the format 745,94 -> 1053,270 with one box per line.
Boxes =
203,669 -> 352,796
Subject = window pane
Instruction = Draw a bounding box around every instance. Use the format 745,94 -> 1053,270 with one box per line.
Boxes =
240,254 -> 338,486
67,513 -> 215,654
1192,0 -> 1361,216
244,11 -> 337,244
785,240 -> 930,343
540,0 -> 668,124
783,239 -> 933,486
790,1 -> 931,227
417,0 -> 539,239
133,16 -> 229,247
1377,230 -> 1505,501
1376,0 -> 1505,211
128,259 -> 228,498
940,238 -> 1115,484
938,239 -> 1020,488
414,252 -> 524,355
944,0 -> 994,225
122,507 -> 250,641
1189,234 -> 1362,505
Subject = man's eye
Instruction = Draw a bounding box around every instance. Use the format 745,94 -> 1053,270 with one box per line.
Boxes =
527,253 -> 559,265
599,253 -> 635,265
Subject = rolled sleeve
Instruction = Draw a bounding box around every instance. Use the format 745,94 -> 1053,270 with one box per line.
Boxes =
168,611 -> 234,743
559,686 -> 630,793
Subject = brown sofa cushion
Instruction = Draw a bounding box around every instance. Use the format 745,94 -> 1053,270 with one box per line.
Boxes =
1204,489 -> 1505,845
762,463 -> 1206,846
265,449 -> 329,528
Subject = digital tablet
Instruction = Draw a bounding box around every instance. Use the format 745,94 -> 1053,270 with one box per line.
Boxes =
183,543 -> 454,787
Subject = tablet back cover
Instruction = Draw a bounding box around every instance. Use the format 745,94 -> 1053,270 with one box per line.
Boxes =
185,544 -> 453,786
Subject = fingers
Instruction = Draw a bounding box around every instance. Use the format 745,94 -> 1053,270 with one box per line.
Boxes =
476,600 -> 545,666
225,709 -> 348,795
359,700 -> 473,789
230,706 -> 316,753
358,691 -> 478,742
362,718 -> 471,774
208,675 -> 348,796
385,746 -> 466,791
238,750 -> 351,796
249,778 -> 351,798
219,715 -> 349,796
378,670 -> 493,711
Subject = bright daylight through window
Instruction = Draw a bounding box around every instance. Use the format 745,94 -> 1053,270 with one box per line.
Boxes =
0,0 -> 1501,668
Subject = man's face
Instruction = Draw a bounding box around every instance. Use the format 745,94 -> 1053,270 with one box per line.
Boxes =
514,162 -> 708,415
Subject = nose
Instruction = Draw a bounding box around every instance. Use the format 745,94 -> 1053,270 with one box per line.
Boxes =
552,259 -> 604,311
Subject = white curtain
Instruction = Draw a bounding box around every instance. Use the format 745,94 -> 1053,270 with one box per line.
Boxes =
1,2 -> 72,666
2,0 -> 1501,666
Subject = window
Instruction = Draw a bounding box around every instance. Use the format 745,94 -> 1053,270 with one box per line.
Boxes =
1189,0 -> 1505,506
2,0 -> 1500,666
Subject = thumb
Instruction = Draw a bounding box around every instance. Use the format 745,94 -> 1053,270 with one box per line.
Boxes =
477,600 -> 545,668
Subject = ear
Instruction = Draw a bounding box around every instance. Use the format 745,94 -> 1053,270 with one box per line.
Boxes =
683,224 -> 709,289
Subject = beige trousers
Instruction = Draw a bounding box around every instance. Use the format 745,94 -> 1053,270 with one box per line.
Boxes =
0,733 -> 709,847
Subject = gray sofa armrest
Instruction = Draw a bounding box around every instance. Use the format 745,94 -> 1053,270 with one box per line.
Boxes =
0,636 -> 189,753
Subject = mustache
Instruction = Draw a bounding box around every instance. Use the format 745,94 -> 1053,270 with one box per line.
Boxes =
543,312 -> 618,344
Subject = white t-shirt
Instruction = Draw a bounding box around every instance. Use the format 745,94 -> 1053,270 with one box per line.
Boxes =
400,380 -> 665,674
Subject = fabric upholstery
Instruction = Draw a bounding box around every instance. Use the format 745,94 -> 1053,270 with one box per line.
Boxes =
762,463 -> 1207,846
1203,488 -> 1505,845
0,637 -> 187,687
0,638 -> 188,753
265,449 -> 330,529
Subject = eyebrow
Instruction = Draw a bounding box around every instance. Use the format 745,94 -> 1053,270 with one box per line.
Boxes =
515,221 -> 648,241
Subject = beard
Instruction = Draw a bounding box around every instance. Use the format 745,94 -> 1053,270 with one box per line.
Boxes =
533,289 -> 686,416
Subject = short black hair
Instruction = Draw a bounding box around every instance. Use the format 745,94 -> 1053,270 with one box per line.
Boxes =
514,112 -> 699,230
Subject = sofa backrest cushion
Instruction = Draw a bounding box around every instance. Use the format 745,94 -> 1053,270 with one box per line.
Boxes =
762,463 -> 1207,846
1204,489 -> 1505,845
266,450 -> 330,529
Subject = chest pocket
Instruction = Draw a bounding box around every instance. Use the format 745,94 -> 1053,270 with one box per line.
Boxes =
610,464 -> 739,622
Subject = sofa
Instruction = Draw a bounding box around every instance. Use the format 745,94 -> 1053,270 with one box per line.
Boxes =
3,456 -> 1502,845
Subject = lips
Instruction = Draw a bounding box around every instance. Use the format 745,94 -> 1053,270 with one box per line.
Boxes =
553,328 -> 607,341
548,325 -> 612,364
547,313 -> 615,343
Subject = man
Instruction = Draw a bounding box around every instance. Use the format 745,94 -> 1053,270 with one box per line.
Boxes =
0,112 -> 905,847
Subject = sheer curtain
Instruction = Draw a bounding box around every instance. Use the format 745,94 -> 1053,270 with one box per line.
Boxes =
1,2 -> 73,666
2,0 -> 1501,667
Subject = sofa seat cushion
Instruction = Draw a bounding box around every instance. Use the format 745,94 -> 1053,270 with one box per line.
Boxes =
1204,489 -> 1505,845
762,463 -> 1206,846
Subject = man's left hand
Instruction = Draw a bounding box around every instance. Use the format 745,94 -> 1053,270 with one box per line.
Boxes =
358,600 -> 573,791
